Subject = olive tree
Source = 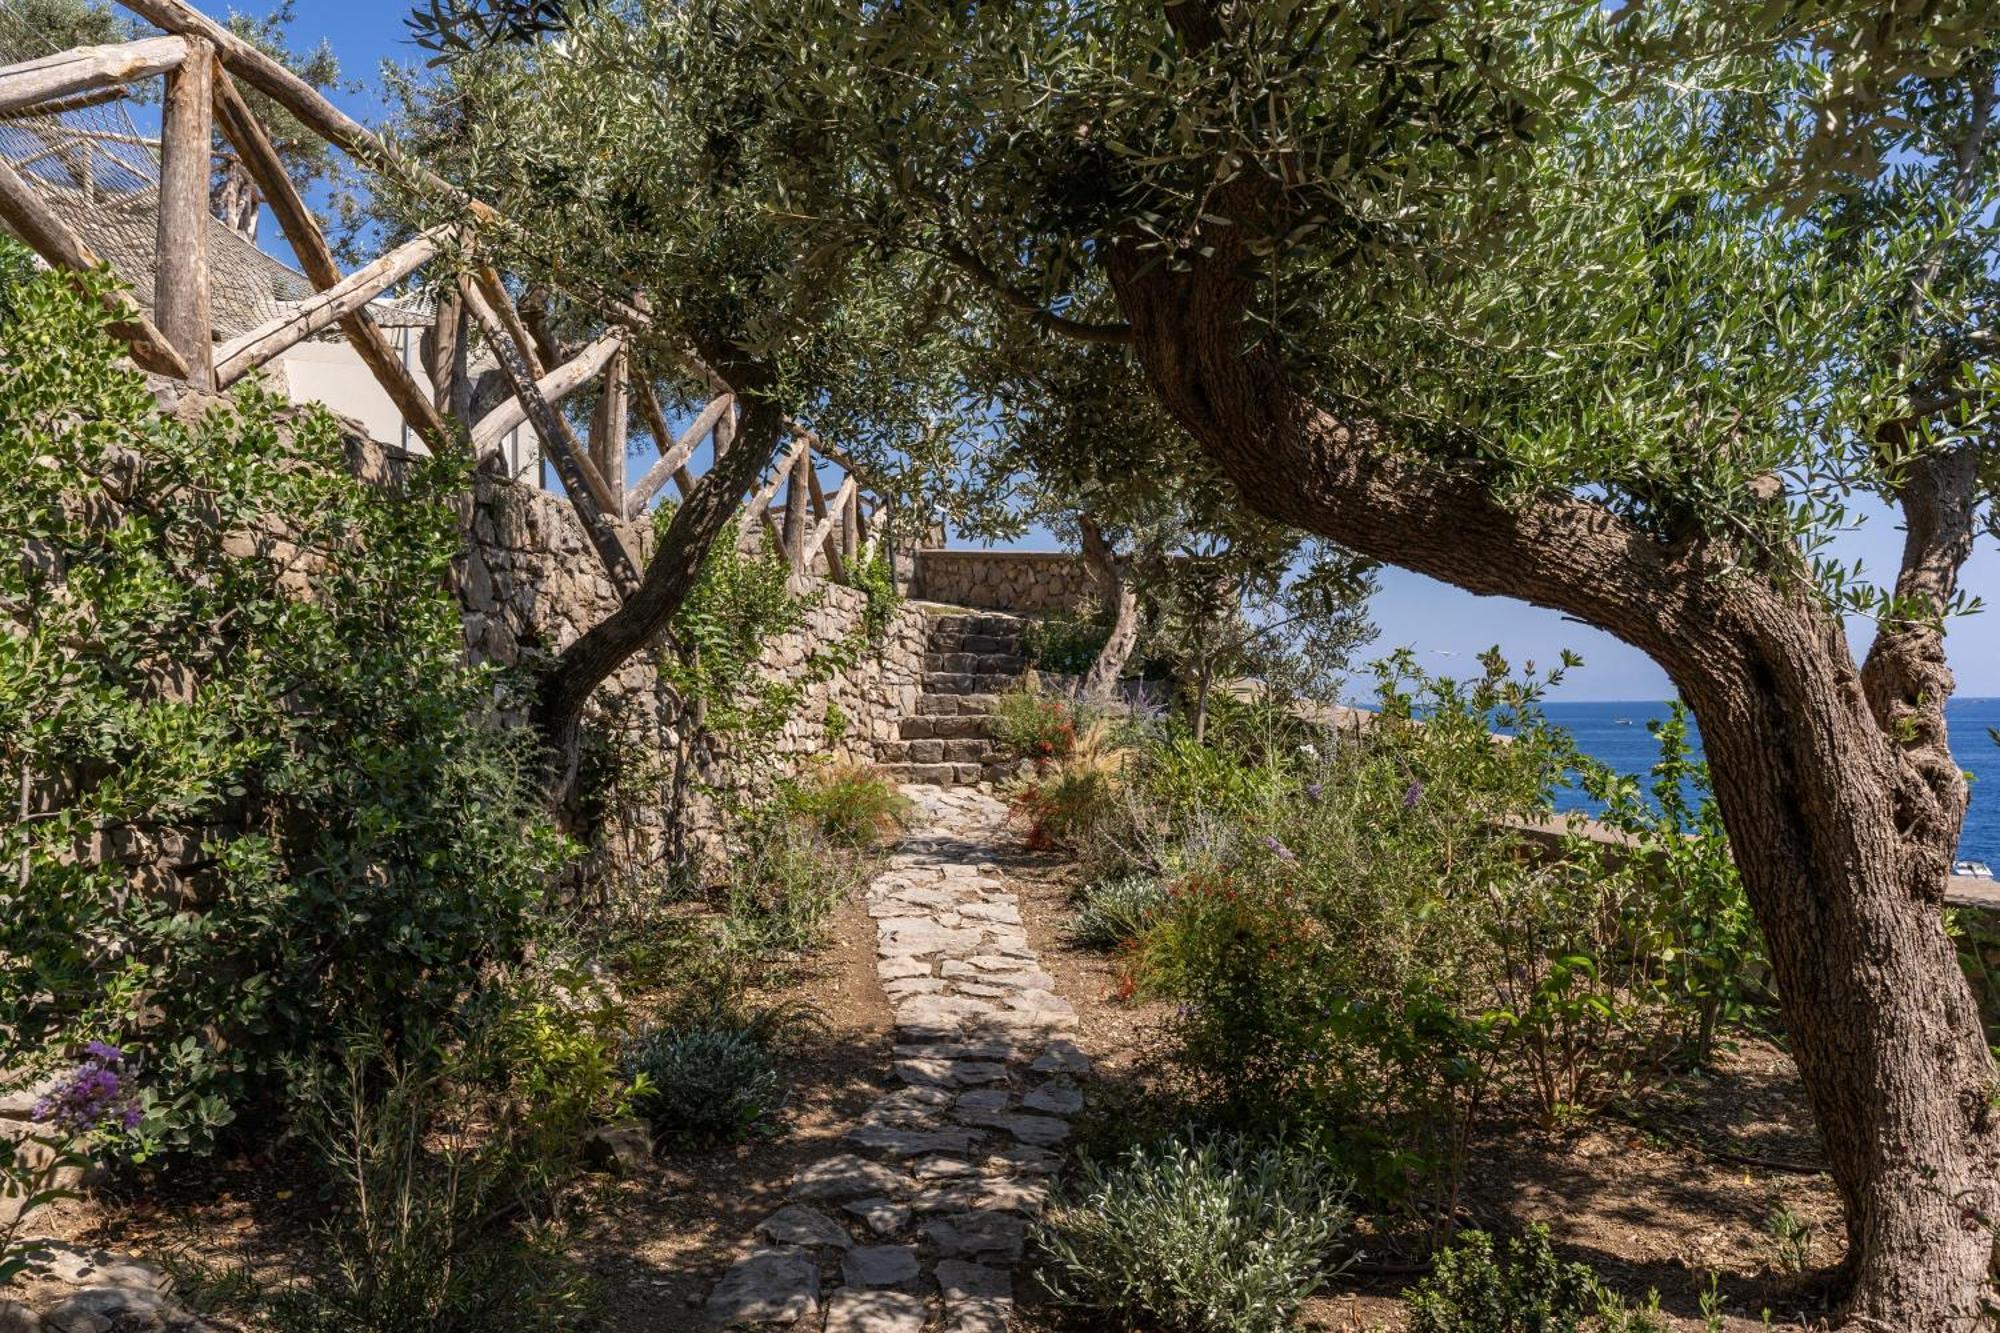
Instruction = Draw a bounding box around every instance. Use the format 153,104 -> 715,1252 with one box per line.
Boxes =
391,9 -> 972,782
410,0 -> 2000,1317
729,5 -> 1999,1319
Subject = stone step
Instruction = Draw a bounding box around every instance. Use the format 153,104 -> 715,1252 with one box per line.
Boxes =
876,738 -> 1004,765
879,761 -> 986,786
924,651 -> 1030,675
924,612 -> 1030,642
900,714 -> 993,741
925,672 -> 1022,696
914,692 -> 1000,717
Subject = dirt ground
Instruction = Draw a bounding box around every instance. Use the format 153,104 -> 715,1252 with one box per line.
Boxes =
34,817 -> 1846,1332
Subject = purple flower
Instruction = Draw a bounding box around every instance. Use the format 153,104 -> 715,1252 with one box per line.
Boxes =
1403,780 -> 1424,809
1262,835 -> 1298,864
1304,782 -> 1324,803
33,1043 -> 140,1136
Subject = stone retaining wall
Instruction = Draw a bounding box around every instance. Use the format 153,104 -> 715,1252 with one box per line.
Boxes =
910,549 -> 1095,615
451,456 -> 928,879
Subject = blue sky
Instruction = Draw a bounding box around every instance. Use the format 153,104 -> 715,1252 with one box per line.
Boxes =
265,0 -> 2000,701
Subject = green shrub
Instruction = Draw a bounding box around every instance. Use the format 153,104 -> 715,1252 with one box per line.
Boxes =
623,996 -> 822,1146
1036,1132 -> 1353,1333
0,264 -> 567,1156
722,817 -> 864,955
1072,874 -> 1167,949
780,763 -> 914,849
264,1041 -> 596,1333
660,527 -> 808,739
1025,610 -> 1111,675
1406,1227 -> 1596,1333
991,687 -> 1080,766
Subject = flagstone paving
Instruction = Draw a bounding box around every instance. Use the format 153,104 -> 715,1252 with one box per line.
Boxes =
704,785 -> 1089,1331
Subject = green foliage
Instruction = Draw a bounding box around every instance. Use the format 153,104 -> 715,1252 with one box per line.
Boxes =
1025,611 -> 1112,676
263,1039 -> 596,1332
660,524 -> 809,740
1049,649 -> 1751,1217
822,698 -> 849,748
1011,766 -> 1119,855
1071,874 -> 1167,950
720,815 -> 865,956
1406,1227 -> 1597,1333
991,688 -> 1080,766
842,550 -> 903,647
778,763 -> 913,850
1578,704 -> 1768,1061
0,267 -> 567,1155
622,995 -> 823,1147
1036,1131 -> 1353,1333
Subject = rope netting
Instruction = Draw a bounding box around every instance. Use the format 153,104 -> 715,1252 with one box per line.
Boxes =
0,3 -> 331,338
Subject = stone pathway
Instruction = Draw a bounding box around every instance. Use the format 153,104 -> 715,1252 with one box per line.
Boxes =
704,785 -> 1088,1331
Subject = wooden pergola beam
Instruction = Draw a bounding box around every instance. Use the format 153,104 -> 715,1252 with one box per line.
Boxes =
211,69 -> 455,453
461,278 -> 639,594
628,386 -> 728,517
0,35 -> 186,116
213,226 -> 449,386
0,153 -> 188,377
468,330 -> 622,457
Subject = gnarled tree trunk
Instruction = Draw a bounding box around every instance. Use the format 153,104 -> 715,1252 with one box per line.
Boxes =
1102,177 -> 1997,1323
532,375 -> 785,803
1077,512 -> 1141,702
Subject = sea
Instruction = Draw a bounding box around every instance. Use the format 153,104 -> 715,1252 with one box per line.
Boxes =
1533,698 -> 2000,867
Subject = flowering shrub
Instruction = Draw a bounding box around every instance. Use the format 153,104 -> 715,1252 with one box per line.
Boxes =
991,687 -> 1080,769
3,1044 -> 144,1283
33,1043 -> 141,1135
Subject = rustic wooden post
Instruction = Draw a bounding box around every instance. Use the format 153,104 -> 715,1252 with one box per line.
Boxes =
804,460 -> 846,582
589,342 -> 628,513
209,70 -> 455,453
461,279 -> 639,594
781,444 -> 812,573
428,288 -> 471,422
842,484 -> 861,566
154,36 -> 212,388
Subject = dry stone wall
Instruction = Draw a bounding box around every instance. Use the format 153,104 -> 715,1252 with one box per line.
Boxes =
451,457 -> 927,877
910,549 -> 1095,615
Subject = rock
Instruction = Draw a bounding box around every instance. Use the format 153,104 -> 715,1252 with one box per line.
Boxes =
843,1125 -> 979,1157
30,1246 -> 164,1294
876,957 -> 931,981
1021,1080 -> 1084,1116
704,1248 -> 819,1329
841,1244 -> 920,1287
924,1211 -> 1026,1260
1029,1041 -> 1092,1075
911,1156 -> 974,1180
0,1301 -> 42,1333
944,1062 -> 1009,1086
581,1119 -> 654,1175
789,1154 -> 907,1202
823,1288 -> 927,1333
39,1286 -> 193,1333
954,1088 -> 1011,1114
986,1145 -> 1060,1175
842,1196 -> 912,1236
754,1204 -> 854,1249
936,1259 -> 1013,1333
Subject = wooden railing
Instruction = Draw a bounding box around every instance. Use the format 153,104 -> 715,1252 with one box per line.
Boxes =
0,0 -> 888,598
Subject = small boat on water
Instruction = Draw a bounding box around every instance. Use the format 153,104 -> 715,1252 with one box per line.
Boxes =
1955,859 -> 1996,880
